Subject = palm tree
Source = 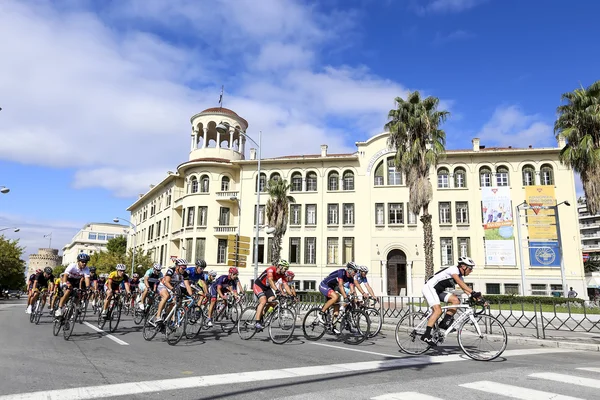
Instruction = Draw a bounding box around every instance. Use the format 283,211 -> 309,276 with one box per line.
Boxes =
555,80 -> 600,214
385,91 -> 449,280
265,178 -> 295,263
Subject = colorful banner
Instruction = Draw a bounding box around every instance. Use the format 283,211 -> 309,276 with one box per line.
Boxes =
481,187 -> 516,265
525,186 -> 557,240
529,241 -> 560,267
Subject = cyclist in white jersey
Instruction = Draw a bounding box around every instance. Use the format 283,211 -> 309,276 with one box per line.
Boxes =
421,256 -> 480,344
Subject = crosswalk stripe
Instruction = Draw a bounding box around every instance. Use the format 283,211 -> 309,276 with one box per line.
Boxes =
371,393 -> 442,400
576,367 -> 600,373
530,372 -> 600,389
460,380 -> 584,400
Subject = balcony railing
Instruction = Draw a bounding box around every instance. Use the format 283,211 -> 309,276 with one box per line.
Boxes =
214,226 -> 237,233
216,191 -> 239,200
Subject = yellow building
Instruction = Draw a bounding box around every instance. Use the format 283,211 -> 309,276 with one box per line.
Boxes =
127,107 -> 586,297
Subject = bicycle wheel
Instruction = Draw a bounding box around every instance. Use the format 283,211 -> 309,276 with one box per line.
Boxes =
34,301 -> 43,325
302,307 -> 326,341
29,301 -> 36,323
133,306 -> 145,325
219,304 -> 240,333
269,308 -> 296,345
78,299 -> 88,324
53,317 -> 63,336
63,305 -> 78,340
364,308 -> 382,338
342,310 -> 370,345
395,312 -> 430,355
143,314 -> 160,341
185,306 -> 204,339
109,301 -> 122,333
457,314 -> 507,361
166,307 -> 187,345
237,307 -> 258,340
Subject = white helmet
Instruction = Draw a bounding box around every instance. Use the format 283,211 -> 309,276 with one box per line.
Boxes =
359,265 -> 369,273
116,264 -> 127,271
152,263 -> 162,271
208,270 -> 217,277
458,256 -> 475,268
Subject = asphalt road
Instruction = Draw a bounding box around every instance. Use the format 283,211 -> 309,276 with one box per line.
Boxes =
1,299 -> 599,400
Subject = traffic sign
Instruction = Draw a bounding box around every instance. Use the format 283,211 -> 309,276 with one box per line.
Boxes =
227,252 -> 247,260
227,259 -> 247,268
227,240 -> 250,250
227,234 -> 251,243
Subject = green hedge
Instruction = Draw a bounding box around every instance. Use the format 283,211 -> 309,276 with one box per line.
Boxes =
483,294 -> 585,305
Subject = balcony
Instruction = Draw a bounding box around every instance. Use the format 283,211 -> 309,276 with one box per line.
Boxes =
171,228 -> 183,238
582,244 -> 600,250
214,226 -> 237,233
216,191 -> 240,202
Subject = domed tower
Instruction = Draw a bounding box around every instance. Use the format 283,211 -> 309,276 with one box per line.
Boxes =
189,107 -> 249,161
27,248 -> 62,276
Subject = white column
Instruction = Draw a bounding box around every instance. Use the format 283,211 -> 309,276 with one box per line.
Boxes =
203,128 -> 208,148
216,130 -> 221,149
407,260 -> 413,296
535,171 -> 541,185
381,260 -> 388,296
241,137 -> 246,155
229,127 -> 235,150
449,173 -> 454,189
190,134 -> 195,151
302,178 -> 307,191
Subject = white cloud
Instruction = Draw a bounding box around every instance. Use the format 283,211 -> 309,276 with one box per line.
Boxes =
432,30 -> 474,45
477,105 -> 555,148
416,0 -> 488,14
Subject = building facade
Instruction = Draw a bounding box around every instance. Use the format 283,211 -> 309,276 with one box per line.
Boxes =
127,107 -> 586,297
61,222 -> 129,265
27,248 -> 62,277
578,198 -> 600,262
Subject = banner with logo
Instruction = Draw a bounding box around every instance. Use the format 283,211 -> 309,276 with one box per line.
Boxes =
529,241 -> 561,267
525,186 -> 557,240
481,187 -> 516,265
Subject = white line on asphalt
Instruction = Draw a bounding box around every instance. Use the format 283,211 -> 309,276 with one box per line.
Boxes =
0,348 -> 575,400
311,342 -> 404,358
82,322 -> 129,346
577,367 -> 600,373
529,372 -> 600,389
460,380 -> 584,400
371,392 -> 443,400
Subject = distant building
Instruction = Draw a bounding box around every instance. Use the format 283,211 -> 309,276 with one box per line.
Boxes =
578,198 -> 600,262
27,248 -> 62,277
61,222 -> 130,265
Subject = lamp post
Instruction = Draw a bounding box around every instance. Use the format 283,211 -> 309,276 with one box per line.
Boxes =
230,196 -> 242,235
0,227 -> 19,233
515,201 -> 528,295
0,186 -> 9,194
553,200 -> 571,296
217,122 -> 263,280
114,217 -> 137,277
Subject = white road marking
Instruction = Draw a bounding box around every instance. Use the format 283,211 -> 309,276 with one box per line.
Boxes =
82,322 -> 129,346
461,380 -> 584,400
0,348 -> 574,400
311,342 -> 404,358
576,367 -> 600,373
530,372 -> 600,389
371,393 -> 443,400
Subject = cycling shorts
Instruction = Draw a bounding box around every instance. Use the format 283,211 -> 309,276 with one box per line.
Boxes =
253,283 -> 274,300
422,284 -> 452,307
319,283 -> 336,299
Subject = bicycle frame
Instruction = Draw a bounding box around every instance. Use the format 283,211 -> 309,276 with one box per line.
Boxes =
419,303 -> 485,343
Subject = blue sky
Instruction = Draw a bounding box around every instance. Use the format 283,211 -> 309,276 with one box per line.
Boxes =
0,0 -> 598,256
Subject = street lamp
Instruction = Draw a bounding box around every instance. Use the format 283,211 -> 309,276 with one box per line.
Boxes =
554,200 -> 571,296
0,227 -> 19,233
515,200 -> 528,295
217,122 -> 263,280
0,186 -> 9,194
114,217 -> 137,277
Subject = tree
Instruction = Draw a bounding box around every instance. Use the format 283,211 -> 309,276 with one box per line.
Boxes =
385,91 -> 449,280
265,179 -> 295,263
555,80 -> 600,214
89,243 -> 153,276
0,235 -> 26,289
585,259 -> 600,273
53,264 -> 66,276
106,236 -> 127,255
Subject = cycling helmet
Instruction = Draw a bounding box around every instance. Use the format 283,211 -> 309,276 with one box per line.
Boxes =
77,253 -> 91,262
89,266 -> 97,272
228,267 -> 239,275
44,267 -> 53,274
101,273 -> 108,278
116,264 -> 126,271
195,259 -> 207,269
152,263 -> 162,271
174,258 -> 187,266
285,270 -> 295,279
36,269 -> 42,274
208,270 -> 217,277
277,259 -> 290,270
346,261 -> 358,271
132,273 -> 139,279
458,256 -> 475,268
359,265 -> 369,273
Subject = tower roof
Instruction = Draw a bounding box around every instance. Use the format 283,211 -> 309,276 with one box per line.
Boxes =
196,107 -> 249,128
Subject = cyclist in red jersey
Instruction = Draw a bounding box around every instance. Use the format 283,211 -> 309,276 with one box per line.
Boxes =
253,259 -> 293,330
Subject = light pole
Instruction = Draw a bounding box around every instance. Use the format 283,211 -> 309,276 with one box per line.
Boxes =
1,186 -> 9,194
515,201 -> 528,295
114,217 -> 137,277
0,227 -> 19,233
554,200 -> 571,296
217,122 -> 262,280
230,196 -> 242,235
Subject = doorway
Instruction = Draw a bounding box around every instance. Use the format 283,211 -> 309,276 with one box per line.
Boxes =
387,249 -> 407,295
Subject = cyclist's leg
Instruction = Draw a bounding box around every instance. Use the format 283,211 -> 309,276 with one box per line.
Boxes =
320,284 -> 337,313
421,285 -> 442,341
102,286 -> 113,314
155,286 -> 170,322
254,284 -> 268,322
439,293 -> 460,329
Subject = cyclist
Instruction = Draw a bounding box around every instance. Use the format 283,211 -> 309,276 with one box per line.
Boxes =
276,270 -> 297,297
154,258 -> 193,325
139,263 -> 163,310
88,266 -> 99,308
352,265 -> 377,301
319,262 -> 358,332
206,270 -> 217,285
49,273 -> 63,310
26,270 -> 41,307
420,256 -> 480,345
253,260 -> 293,330
26,267 -> 55,314
97,273 -> 107,294
206,267 -> 241,327
56,253 -> 91,318
101,264 -> 131,318
186,259 -> 209,296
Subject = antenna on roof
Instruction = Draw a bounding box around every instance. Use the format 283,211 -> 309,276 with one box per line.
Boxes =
218,85 -> 224,109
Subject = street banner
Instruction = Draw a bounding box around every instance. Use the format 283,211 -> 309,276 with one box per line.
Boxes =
529,241 -> 561,267
481,187 -> 516,265
525,186 -> 557,240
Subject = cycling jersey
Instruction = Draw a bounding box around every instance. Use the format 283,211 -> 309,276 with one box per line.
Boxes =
34,272 -> 55,288
185,267 -> 207,284
255,266 -> 285,290
108,271 -> 130,283
64,263 -> 91,284
129,279 -> 140,291
54,278 -> 61,287
322,269 -> 354,289
345,274 -> 368,289
164,267 -> 189,288
422,265 -> 463,307
144,269 -> 163,289
28,274 -> 36,289
97,278 -> 106,288
209,275 -> 239,298
89,273 -> 98,282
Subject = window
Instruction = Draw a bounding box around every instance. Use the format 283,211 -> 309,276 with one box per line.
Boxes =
150,203 -> 155,216
480,167 -> 492,187
387,157 -> 402,185
375,203 -> 385,225
306,172 -> 318,191
531,284 -> 547,296
374,161 -> 384,186
454,168 -> 466,188
185,238 -> 193,262
98,233 -> 106,241
289,281 -> 300,290
456,202 -> 469,224
254,237 -> 265,264
541,164 -> 554,185
190,177 -> 198,193
440,237 -> 453,266
197,206 -> 208,226
457,237 -> 470,258
219,207 -> 230,226
407,204 -> 418,225
437,168 -> 449,188
522,165 -> 535,186
267,237 -> 273,264
504,283 -> 519,295
496,166 -> 509,186
486,283 -> 501,295
305,237 -> 316,264
181,209 -> 185,228
290,204 -> 302,226
195,238 -> 206,261
343,170 -> 355,190
306,204 -> 317,225
156,222 -> 161,237
327,204 -> 339,225
342,237 -> 354,264
217,239 -> 227,264
148,225 -> 154,241
389,203 -> 404,225
289,237 -> 301,264
253,205 -> 265,225
550,284 -> 563,296
291,172 -> 302,192
343,203 -> 354,225
439,202 -> 451,224
303,280 -> 316,291
88,232 -> 97,240
166,191 -> 172,207
270,172 -> 281,183
256,173 -> 267,192
187,207 -> 195,227
328,171 -> 339,191
107,234 -> 114,240
221,176 -> 230,191
327,238 -> 339,264
200,175 -> 210,193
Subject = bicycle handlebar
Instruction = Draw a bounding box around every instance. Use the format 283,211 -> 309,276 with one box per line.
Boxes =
468,295 -> 487,315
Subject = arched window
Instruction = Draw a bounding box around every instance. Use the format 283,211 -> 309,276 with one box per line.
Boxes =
437,167 -> 449,188
221,176 -> 230,191
200,175 -> 210,193
522,164 -> 535,186
328,171 -> 339,191
541,164 -> 554,185
387,157 -> 402,185
496,166 -> 509,186
343,170 -> 355,191
256,173 -> 267,192
189,176 -> 198,193
454,167 -> 466,188
306,172 -> 318,191
270,172 -> 281,183
479,167 -> 492,187
374,161 -> 384,186
291,172 -> 302,192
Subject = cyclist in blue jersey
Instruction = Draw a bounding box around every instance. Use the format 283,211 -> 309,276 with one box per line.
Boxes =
185,259 -> 208,295
206,267 -> 241,327
139,263 -> 163,310
346,265 -> 377,301
319,262 -> 358,330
